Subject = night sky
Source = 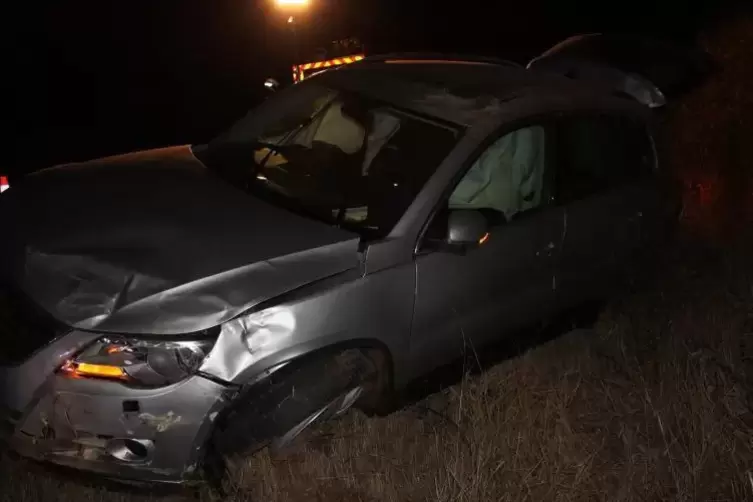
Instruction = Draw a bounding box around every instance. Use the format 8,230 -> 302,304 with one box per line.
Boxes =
6,0 -> 738,177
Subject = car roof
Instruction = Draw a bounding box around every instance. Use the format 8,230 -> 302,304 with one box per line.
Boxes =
315,55 -> 643,126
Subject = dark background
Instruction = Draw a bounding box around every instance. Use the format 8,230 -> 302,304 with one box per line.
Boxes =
4,0 -> 743,178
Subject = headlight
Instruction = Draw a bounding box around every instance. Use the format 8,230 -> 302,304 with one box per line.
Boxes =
59,329 -> 218,387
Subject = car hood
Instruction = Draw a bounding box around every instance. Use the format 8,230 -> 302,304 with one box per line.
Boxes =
0,145 -> 361,335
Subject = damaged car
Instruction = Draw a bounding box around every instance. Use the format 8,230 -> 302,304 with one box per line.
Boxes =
0,35 -> 701,486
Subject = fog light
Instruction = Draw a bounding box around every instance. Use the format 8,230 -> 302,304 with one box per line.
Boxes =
105,438 -> 154,464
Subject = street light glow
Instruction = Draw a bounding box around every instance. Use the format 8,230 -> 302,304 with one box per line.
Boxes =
275,0 -> 309,6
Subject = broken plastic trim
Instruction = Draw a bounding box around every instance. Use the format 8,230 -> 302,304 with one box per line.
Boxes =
58,328 -> 220,388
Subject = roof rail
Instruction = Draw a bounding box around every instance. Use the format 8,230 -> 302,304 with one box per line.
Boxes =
357,53 -> 522,68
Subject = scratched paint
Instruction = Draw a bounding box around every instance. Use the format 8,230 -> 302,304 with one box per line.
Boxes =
138,411 -> 182,432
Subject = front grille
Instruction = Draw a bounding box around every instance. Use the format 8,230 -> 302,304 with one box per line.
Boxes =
0,286 -> 69,366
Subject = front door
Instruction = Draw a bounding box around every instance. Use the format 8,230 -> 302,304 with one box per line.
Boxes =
409,123 -> 565,377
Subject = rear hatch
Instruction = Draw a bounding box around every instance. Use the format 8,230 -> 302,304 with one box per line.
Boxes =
528,33 -> 713,108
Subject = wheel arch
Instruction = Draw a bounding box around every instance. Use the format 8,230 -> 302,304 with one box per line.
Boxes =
204,338 -> 395,465
231,337 -> 395,406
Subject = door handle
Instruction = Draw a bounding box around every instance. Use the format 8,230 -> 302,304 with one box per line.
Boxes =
536,242 -> 557,257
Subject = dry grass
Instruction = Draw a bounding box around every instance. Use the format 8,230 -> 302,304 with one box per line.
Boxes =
2,13 -> 752,502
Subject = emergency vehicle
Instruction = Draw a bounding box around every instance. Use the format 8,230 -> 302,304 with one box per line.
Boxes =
292,53 -> 365,82
292,38 -> 365,83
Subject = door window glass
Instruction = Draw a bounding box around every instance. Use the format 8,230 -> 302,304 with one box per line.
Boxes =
554,115 -> 655,203
449,125 -> 548,224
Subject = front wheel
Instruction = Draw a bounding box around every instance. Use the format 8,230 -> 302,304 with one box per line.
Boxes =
209,349 -> 378,462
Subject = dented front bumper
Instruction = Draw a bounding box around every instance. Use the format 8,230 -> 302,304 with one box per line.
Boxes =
1,347 -> 231,485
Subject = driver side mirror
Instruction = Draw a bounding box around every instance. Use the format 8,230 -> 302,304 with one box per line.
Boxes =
437,210 -> 490,254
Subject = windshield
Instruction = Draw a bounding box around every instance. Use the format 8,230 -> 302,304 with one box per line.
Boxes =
198,83 -> 460,239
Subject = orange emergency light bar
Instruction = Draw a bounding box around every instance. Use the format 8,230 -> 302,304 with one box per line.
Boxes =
293,54 -> 365,82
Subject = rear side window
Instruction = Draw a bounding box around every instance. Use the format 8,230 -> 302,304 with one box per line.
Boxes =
554,114 -> 654,203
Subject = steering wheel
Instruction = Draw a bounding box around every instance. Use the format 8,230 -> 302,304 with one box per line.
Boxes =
257,141 -> 321,169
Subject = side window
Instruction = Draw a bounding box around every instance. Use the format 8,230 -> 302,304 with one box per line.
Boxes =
448,124 -> 548,225
554,115 -> 655,203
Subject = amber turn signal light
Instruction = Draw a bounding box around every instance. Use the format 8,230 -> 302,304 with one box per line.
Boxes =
60,360 -> 128,381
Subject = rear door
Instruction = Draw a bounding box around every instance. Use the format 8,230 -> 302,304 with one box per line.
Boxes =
551,112 -> 660,308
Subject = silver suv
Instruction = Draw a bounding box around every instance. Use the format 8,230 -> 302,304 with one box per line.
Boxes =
1,40 -> 691,485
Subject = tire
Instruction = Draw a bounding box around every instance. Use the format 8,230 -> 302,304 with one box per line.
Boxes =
210,349 -> 377,459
